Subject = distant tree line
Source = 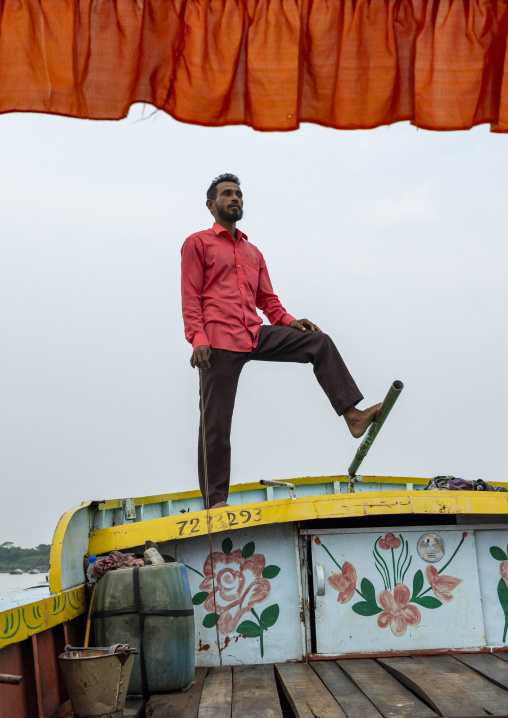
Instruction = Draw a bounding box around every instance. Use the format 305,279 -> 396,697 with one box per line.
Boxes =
0,542 -> 50,572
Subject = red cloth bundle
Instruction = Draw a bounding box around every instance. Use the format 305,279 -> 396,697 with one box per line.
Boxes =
92,550 -> 144,581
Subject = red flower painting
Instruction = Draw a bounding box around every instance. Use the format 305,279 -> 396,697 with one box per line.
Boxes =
199,549 -> 271,635
328,562 -> 357,604
425,565 -> 462,603
500,561 -> 508,586
378,533 -> 401,550
377,584 -> 421,637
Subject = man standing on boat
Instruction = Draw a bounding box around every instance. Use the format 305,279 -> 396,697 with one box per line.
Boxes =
181,173 -> 380,509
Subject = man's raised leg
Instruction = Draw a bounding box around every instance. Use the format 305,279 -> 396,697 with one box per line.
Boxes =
251,325 -> 380,438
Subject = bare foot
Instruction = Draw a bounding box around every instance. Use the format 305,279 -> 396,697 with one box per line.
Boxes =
343,403 -> 382,439
209,501 -> 229,509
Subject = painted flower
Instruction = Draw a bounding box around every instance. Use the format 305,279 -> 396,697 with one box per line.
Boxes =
425,565 -> 462,602
199,550 -> 270,635
328,562 -> 357,604
500,561 -> 508,586
378,533 -> 401,550
377,583 -> 421,637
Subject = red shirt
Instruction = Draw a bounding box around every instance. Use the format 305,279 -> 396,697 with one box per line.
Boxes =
181,222 -> 296,351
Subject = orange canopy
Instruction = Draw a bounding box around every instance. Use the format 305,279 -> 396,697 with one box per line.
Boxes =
2,0 -> 508,132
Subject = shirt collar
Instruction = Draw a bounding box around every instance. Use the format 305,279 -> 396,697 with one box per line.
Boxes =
212,221 -> 248,243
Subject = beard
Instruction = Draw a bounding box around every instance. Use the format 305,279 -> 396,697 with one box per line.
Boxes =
217,204 -> 243,222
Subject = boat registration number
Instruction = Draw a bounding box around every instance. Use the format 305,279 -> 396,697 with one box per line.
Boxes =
175,508 -> 264,537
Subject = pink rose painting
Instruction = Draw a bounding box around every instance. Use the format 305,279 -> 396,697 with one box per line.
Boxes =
191,537 -> 280,657
315,531 -> 467,637
199,549 -> 270,634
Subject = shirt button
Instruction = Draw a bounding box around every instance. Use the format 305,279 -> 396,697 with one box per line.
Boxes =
238,264 -> 241,267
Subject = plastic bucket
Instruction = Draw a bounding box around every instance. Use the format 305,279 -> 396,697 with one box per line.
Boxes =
58,645 -> 137,718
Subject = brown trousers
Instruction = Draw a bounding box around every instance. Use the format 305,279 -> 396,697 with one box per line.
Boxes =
198,325 -> 363,507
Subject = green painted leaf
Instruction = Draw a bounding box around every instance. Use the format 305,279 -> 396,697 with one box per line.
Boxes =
260,604 -> 279,629
490,546 -> 508,561
192,592 -> 209,606
497,579 -> 508,642
413,596 -> 442,609
262,565 -> 281,579
236,620 -> 261,637
163,555 -> 176,562
498,577 -> 508,610
412,569 -> 424,600
222,537 -> 233,555
360,578 -> 376,605
242,541 -> 255,559
351,601 -> 382,616
202,613 -> 219,628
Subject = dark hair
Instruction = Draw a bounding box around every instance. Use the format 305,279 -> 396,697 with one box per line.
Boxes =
206,173 -> 241,200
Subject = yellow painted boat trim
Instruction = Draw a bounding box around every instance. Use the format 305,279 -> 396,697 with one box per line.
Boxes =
49,501 -> 91,594
88,490 -> 508,555
0,585 -> 86,651
97,475 -> 435,511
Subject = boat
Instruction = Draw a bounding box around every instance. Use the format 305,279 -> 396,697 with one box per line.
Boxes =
8,569 -> 23,575
0,4 -> 507,716
28,569 -> 40,575
2,473 -> 508,717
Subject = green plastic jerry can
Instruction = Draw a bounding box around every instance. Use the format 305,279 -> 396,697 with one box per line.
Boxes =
93,563 -> 195,694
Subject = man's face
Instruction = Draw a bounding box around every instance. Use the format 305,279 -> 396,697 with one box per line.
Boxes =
209,182 -> 244,223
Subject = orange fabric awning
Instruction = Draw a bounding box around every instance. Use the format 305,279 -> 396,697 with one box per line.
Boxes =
1,0 -> 508,132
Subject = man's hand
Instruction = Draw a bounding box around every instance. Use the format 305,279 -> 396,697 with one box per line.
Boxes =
289,318 -> 322,332
190,345 -> 211,370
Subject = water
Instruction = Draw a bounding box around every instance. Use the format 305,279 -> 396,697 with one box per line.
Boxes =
0,572 -> 49,597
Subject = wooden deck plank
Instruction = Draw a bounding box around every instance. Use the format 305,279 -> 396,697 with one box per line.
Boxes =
454,653 -> 508,692
232,664 -> 282,718
377,657 -> 487,717
198,667 -> 232,718
311,661 -> 383,718
337,658 -> 436,718
276,663 -> 347,718
416,655 -> 508,716
145,668 -> 207,718
493,652 -> 508,663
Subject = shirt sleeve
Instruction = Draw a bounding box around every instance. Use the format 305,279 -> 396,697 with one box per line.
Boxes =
181,235 -> 210,349
255,253 -> 296,327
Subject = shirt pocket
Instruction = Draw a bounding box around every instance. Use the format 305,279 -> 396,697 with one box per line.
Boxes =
241,248 -> 261,292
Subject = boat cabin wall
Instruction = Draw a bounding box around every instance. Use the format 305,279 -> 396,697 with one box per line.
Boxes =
117,516 -> 508,667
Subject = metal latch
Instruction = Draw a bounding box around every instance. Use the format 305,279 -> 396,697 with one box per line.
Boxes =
259,479 -> 296,500
122,498 -> 136,521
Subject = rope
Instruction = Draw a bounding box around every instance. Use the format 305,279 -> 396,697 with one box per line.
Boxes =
199,368 -> 223,666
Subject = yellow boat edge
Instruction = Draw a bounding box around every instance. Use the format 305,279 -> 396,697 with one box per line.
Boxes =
49,500 -> 91,594
0,585 -> 86,651
89,490 -> 508,554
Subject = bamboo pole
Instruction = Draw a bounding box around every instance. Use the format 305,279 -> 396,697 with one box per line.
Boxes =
348,380 -> 404,492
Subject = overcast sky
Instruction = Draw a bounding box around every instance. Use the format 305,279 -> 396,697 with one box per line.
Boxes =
1,108 -> 506,547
